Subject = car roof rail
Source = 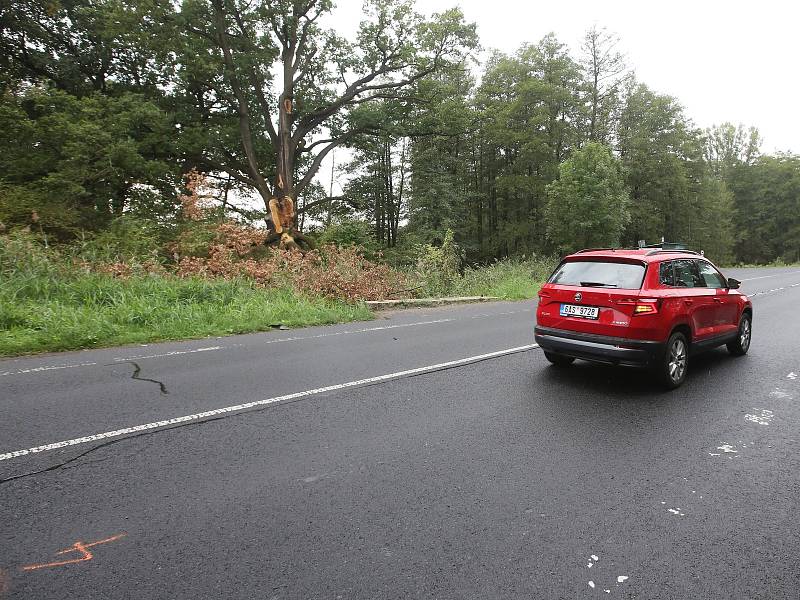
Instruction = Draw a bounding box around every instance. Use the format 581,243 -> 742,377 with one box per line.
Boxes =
645,249 -> 702,256
575,247 -> 617,253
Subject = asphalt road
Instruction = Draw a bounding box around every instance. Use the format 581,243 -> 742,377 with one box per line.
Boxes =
1,266 -> 799,599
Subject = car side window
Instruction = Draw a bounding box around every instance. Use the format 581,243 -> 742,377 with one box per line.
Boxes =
659,261 -> 676,286
673,260 -> 703,288
696,260 -> 727,288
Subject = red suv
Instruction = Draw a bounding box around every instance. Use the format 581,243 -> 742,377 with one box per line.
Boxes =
534,248 -> 752,389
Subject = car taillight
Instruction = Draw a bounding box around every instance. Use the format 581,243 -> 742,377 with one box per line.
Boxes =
633,298 -> 660,315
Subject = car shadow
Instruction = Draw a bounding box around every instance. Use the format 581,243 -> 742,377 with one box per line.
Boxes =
532,346 -> 740,401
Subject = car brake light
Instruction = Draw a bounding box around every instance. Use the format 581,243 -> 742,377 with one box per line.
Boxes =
633,298 -> 660,315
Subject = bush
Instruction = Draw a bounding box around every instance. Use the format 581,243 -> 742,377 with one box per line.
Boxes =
413,229 -> 463,296
78,215 -> 163,263
317,219 -> 379,258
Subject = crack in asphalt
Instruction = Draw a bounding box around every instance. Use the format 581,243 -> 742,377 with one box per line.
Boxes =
110,361 -> 169,395
0,417 -> 226,485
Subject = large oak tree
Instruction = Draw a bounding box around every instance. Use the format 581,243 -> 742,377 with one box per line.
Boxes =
167,0 -> 476,248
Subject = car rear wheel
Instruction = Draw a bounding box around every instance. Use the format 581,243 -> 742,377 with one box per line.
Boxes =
727,313 -> 752,356
657,332 -> 689,389
543,351 -> 575,366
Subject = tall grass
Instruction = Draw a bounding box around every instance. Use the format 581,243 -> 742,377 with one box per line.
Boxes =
414,255 -> 556,300
0,235 -> 372,356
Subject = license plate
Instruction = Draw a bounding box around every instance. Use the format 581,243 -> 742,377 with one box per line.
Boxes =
560,304 -> 599,319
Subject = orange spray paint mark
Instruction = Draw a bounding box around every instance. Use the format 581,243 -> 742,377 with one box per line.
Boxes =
21,533 -> 126,572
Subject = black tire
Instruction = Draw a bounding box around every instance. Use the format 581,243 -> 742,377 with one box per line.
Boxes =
544,351 -> 575,366
657,331 -> 689,390
727,312 -> 752,356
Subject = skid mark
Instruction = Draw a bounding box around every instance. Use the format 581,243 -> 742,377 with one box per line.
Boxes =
21,533 -> 126,572
110,361 -> 169,395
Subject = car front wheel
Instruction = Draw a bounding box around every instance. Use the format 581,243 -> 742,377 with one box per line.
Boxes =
727,312 -> 752,356
657,332 -> 689,389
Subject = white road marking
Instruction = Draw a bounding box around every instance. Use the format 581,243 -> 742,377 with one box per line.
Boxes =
788,372 -> 797,380
739,271 -> 800,281
0,362 -> 97,377
588,581 -> 595,589
617,576 -> 629,583
114,346 -> 223,361
0,343 -> 539,462
0,311 -> 532,379
258,318 -> 455,344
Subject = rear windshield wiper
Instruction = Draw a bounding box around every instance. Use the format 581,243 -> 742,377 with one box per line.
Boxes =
579,281 -> 617,287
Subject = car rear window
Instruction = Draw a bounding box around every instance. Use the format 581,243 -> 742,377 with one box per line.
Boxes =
549,260 -> 646,289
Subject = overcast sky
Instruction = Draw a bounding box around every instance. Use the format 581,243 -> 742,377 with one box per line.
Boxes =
325,0 -> 798,154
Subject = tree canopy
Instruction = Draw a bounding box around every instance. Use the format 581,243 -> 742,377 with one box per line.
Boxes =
1,0 -> 797,264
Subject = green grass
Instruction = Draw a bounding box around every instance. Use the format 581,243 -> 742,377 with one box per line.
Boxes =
0,271 -> 373,357
0,235 -> 554,356
426,257 -> 556,300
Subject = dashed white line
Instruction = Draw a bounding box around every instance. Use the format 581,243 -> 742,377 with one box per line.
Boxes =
113,346 -> 223,361
739,271 -> 800,281
0,362 -> 98,377
0,311 -> 532,378
259,318 -> 456,345
0,343 -> 539,462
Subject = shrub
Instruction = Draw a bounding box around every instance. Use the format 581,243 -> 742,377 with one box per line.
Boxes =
317,219 -> 379,258
413,229 -> 463,296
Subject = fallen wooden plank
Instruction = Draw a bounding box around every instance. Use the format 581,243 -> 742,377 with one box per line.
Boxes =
365,296 -> 501,308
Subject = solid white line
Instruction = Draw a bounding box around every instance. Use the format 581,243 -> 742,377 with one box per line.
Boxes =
0,343 -> 539,462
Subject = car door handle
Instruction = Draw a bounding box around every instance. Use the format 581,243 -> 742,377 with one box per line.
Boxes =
684,300 -> 693,305
713,298 -> 722,303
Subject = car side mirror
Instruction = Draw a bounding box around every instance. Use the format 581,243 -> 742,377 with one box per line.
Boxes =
727,277 -> 741,289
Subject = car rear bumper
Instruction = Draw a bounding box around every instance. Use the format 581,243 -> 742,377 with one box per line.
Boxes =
534,326 -> 664,367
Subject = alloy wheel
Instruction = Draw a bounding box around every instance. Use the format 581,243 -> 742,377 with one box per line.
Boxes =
668,338 -> 687,382
740,318 -> 751,351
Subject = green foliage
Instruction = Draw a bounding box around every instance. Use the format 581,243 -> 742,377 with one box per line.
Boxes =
78,216 -> 163,263
618,83 -> 702,246
728,155 -> 800,263
0,87 -> 176,238
0,234 -> 372,356
413,229 -> 463,295
317,219 -> 379,257
1,1 -> 796,270
450,256 -> 556,300
543,142 -> 629,253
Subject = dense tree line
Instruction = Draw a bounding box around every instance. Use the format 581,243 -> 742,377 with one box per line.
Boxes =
1,0 -> 798,265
